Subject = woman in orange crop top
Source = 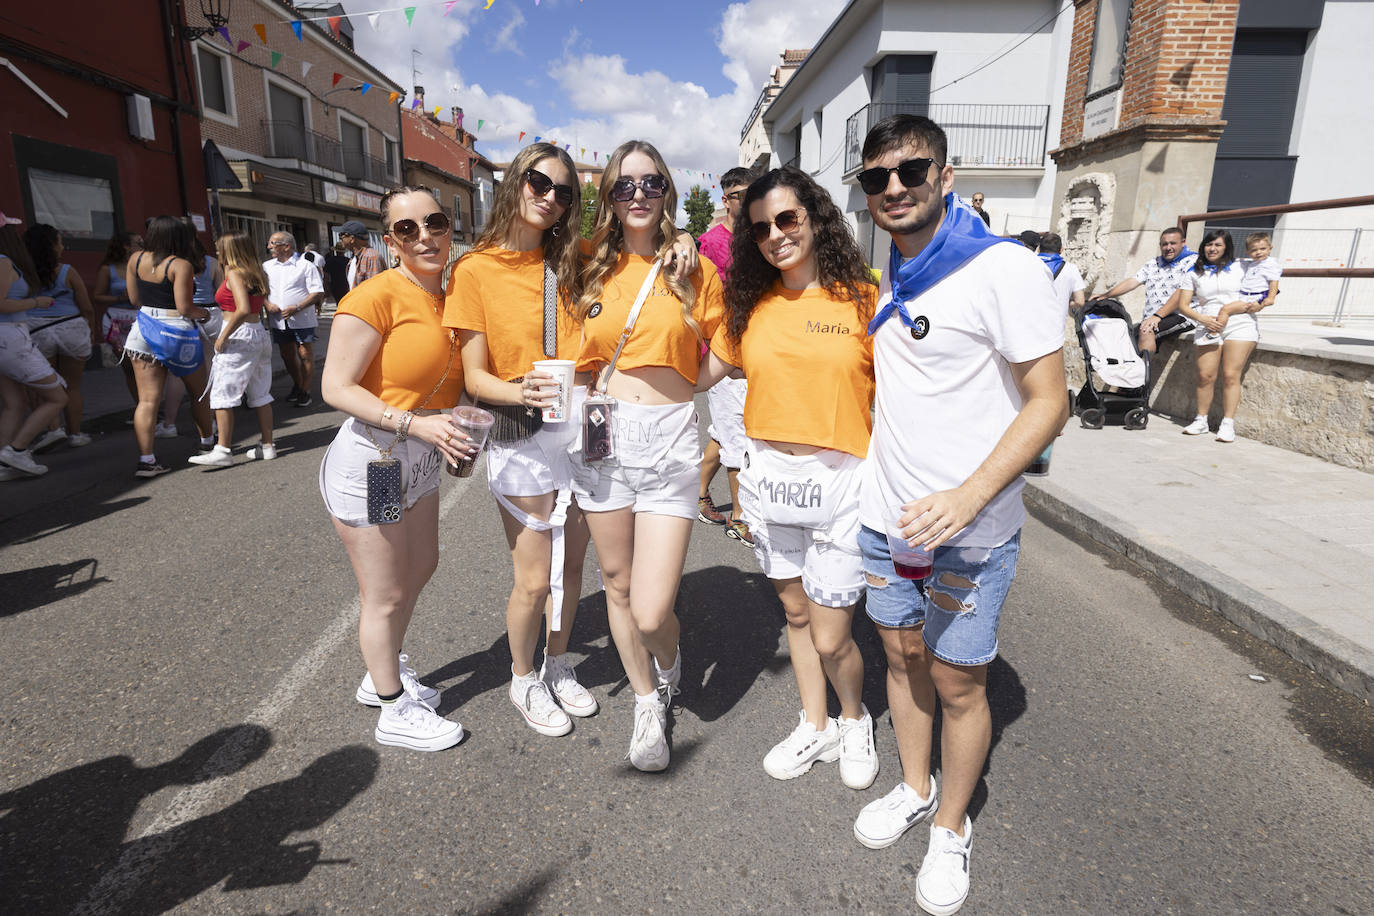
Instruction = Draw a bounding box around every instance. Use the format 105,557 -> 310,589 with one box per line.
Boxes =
443,142 -> 598,737
699,166 -> 881,790
569,139 -> 724,772
321,186 -> 474,753
188,231 -> 274,468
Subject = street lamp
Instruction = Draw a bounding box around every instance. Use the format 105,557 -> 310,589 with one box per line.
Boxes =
182,0 -> 232,43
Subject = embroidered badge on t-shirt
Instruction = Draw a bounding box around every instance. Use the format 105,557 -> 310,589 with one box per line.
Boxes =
909,316 -> 930,340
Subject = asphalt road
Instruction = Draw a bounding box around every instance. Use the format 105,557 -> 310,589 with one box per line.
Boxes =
2,391 -> 1373,915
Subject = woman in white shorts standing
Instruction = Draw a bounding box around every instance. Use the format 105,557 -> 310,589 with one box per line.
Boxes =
698,166 -> 880,790
0,224 -> 67,478
1173,229 -> 1256,443
90,230 -> 142,409
321,185 -> 475,752
444,142 -> 597,738
572,140 -> 724,771
188,231 -> 275,468
159,237 -> 223,439
22,223 -> 96,447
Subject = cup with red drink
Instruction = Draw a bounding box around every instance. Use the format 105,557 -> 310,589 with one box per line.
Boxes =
886,507 -> 934,580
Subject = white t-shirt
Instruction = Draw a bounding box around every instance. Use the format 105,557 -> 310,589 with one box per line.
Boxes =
262,253 -> 324,330
1050,261 -> 1085,309
1185,261 -> 1247,315
859,243 -> 1068,547
1239,255 -> 1282,297
1133,253 -> 1199,317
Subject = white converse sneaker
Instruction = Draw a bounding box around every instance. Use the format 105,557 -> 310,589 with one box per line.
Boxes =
30,429 -> 67,453
188,445 -> 232,467
854,778 -> 940,849
0,446 -> 47,477
540,652 -> 598,717
627,695 -> 669,772
154,422 -> 179,439
916,817 -> 973,916
837,705 -> 879,789
1182,416 -> 1210,436
763,711 -> 840,780
654,647 -> 682,700
510,669 -> 572,736
1215,418 -> 1236,443
356,653 -> 440,709
374,695 -> 463,752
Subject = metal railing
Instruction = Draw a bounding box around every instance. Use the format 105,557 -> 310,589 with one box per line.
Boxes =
343,149 -> 391,186
844,103 -> 1050,174
263,120 -> 342,173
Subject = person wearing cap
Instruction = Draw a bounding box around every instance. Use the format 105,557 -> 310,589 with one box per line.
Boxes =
338,220 -> 385,291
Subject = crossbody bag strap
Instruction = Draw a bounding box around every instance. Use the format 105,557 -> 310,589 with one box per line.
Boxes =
542,261 -> 558,358
593,258 -> 662,395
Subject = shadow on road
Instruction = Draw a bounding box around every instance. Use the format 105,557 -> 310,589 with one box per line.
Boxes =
0,559 -> 110,617
474,867 -> 559,914
0,496 -> 150,549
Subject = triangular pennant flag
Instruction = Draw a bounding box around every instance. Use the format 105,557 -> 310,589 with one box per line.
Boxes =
368,13 -> 380,29
301,60 -> 313,78
434,105 -> 442,118
291,21 -> 303,41
518,131 -> 526,142
580,148 -> 585,158
328,16 -> 342,39
360,83 -> 372,95
593,152 -> 598,161
332,72 -> 343,87
254,23 -> 267,44
476,120 -> 484,130
564,144 -> 570,151
411,98 -> 421,109
404,7 -> 416,25
271,51 -> 283,69
388,91 -> 400,105
445,1 -> 458,14
235,40 -> 249,53
534,136 -> 541,142
217,26 -> 231,44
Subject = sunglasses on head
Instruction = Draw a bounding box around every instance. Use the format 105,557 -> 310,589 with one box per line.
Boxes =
609,174 -> 668,202
388,211 -> 451,243
750,208 -> 806,244
524,168 -> 575,208
856,157 -> 938,195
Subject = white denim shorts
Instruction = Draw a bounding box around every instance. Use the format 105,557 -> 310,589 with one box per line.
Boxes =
487,391 -> 581,498
319,417 -> 443,527
737,439 -> 866,608
29,316 -> 92,361
0,324 -> 64,388
209,323 -> 273,410
1194,309 -> 1259,345
706,376 -> 748,469
571,399 -> 701,519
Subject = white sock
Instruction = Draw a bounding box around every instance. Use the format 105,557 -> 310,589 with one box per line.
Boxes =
140,453 -> 155,463
200,436 -> 214,447
635,690 -> 661,706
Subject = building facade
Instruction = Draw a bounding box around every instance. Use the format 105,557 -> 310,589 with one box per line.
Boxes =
739,49 -> 809,171
402,106 -> 477,253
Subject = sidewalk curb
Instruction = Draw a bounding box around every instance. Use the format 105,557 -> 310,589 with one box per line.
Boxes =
1025,479 -> 1374,705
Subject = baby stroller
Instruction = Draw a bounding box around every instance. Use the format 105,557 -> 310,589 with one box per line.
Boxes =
1072,298 -> 1150,430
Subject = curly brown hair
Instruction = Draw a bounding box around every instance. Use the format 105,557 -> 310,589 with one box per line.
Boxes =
724,166 -> 875,345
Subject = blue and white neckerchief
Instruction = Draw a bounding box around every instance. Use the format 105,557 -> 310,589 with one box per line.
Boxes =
1159,247 -> 1196,270
1037,252 -> 1065,275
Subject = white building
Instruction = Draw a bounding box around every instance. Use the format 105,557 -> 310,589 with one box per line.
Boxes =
752,0 -> 1074,263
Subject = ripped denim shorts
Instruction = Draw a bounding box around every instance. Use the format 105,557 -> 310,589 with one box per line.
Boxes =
858,526 -> 1021,666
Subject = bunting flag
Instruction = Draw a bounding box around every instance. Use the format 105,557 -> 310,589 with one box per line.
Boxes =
476,120 -> 483,130
484,0 -> 496,8
291,21 -> 303,41
534,136 -> 541,142
454,109 -> 463,129
580,147 -> 585,158
271,51 -> 283,69
593,152 -> 598,162
564,144 -> 570,151
411,98 -> 421,109
368,13 -> 380,29
445,1 -> 459,14
236,40 -> 250,53
360,83 -> 372,95
332,72 -> 343,87
518,131 -> 525,142
328,16 -> 342,38
433,105 -> 442,118
254,23 -> 267,44
217,26 -> 232,45
404,7 -> 416,25
388,91 -> 400,105
301,60 -> 313,78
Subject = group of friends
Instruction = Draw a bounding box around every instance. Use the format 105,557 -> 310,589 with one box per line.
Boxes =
317,114 -> 1069,916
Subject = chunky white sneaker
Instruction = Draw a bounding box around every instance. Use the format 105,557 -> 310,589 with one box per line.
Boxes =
188,445 -> 232,467
0,446 -> 47,477
654,647 -> 682,700
627,695 -> 669,772
916,817 -> 973,916
763,712 -> 840,780
66,432 -> 92,448
854,778 -> 940,849
540,652 -> 598,717
374,695 -> 463,752
1215,419 -> 1236,443
510,669 -> 572,736
837,705 -> 879,789
356,653 -> 440,709
154,422 -> 179,439
30,429 -> 67,453
248,443 -> 277,461
1182,416 -> 1210,436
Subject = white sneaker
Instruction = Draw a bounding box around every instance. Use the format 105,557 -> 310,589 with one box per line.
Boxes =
0,446 -> 47,476
30,429 -> 67,453
540,652 -> 598,717
356,653 -> 440,709
627,695 -> 669,772
763,712 -> 840,780
374,695 -> 463,752
188,445 -> 232,467
916,817 -> 974,916
1182,416 -> 1210,436
837,705 -> 879,789
248,443 -> 277,460
854,778 -> 940,849
1216,419 -> 1236,443
154,422 -> 179,439
510,669 -> 572,736
67,432 -> 92,448
654,647 -> 682,700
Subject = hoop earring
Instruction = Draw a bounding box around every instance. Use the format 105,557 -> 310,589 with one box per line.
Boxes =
551,222 -> 561,238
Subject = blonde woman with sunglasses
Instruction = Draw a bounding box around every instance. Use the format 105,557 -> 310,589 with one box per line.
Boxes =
321,186 -> 476,752
571,140 -> 725,771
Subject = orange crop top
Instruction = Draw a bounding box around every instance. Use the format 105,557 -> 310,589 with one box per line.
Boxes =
576,253 -> 723,385
337,269 -> 464,410
710,283 -> 876,458
442,246 -> 581,380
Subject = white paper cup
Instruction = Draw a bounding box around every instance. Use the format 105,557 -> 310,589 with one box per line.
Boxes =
532,359 -> 576,422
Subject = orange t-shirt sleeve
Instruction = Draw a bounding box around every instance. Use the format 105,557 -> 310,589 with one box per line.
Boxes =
337,280 -> 393,337
442,254 -> 486,334
708,323 -> 741,367
695,261 -> 725,343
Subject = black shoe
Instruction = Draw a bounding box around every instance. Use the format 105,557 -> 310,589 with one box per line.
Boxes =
293,393 -> 313,407
135,461 -> 170,479
282,386 -> 303,404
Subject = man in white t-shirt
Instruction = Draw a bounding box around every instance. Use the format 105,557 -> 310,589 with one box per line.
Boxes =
849,114 -> 1068,916
1098,227 -> 1197,354
263,232 -> 324,407
1038,232 -> 1085,310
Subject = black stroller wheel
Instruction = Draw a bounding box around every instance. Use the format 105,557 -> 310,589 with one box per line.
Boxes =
1080,408 -> 1105,430
1124,407 -> 1149,430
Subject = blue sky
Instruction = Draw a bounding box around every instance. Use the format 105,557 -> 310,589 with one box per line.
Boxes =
349,0 -> 846,202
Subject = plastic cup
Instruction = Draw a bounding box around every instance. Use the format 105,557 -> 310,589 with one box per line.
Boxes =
1025,442 -> 1053,476
887,508 -> 933,580
446,405 -> 494,478
532,359 -> 576,422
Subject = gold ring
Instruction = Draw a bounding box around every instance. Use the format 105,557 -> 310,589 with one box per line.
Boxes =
443,433 -> 452,444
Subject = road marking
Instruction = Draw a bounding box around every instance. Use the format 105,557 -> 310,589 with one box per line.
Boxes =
74,466 -> 481,914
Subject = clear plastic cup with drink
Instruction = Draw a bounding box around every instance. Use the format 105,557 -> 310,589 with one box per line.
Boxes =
1025,442 -> 1053,476
446,405 -> 494,477
887,507 -> 934,580
531,358 -> 576,423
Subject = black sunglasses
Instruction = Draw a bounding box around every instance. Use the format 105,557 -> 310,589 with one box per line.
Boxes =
856,157 -> 939,195
723,189 -> 746,202
609,174 -> 668,202
388,211 -> 451,243
524,168 -> 575,208
750,208 -> 806,244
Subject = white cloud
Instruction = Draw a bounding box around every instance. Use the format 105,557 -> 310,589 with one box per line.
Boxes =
491,7 -> 526,56
717,0 -> 847,94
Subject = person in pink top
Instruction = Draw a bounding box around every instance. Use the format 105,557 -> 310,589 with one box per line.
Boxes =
694,167 -> 758,542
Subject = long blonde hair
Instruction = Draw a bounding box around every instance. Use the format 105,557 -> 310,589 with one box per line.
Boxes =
575,140 -> 698,337
215,231 -> 270,296
467,143 -> 582,311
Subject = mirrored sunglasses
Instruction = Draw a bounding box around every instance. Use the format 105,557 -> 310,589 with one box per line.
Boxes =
388,211 -> 451,243
609,174 -> 668,202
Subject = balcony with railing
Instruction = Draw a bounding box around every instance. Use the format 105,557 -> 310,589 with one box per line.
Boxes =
261,121 -> 394,188
843,103 -> 1050,175
343,149 -> 391,186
